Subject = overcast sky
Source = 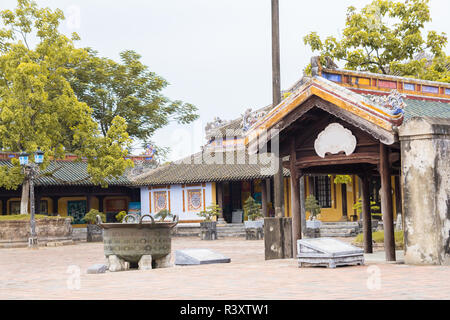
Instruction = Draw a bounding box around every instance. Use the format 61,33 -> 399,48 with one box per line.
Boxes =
3,0 -> 450,161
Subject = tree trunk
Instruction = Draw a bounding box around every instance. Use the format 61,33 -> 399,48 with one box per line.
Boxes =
20,179 -> 30,215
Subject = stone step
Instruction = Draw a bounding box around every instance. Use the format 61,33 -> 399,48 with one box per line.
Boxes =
319,233 -> 356,238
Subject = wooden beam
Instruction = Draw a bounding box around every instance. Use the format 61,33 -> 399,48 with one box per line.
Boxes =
380,144 -> 396,261
296,153 -> 380,168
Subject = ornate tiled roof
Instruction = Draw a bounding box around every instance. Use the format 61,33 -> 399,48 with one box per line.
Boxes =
0,160 -> 149,187
132,150 -> 290,186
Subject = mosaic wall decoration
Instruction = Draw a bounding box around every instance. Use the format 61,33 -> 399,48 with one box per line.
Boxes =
187,189 -> 202,211
154,191 -> 168,212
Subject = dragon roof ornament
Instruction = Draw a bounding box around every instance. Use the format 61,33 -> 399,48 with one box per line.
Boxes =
205,117 -> 230,135
367,90 -> 407,117
241,108 -> 268,132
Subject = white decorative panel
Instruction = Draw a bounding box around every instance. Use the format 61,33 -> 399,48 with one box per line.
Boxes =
314,123 -> 357,158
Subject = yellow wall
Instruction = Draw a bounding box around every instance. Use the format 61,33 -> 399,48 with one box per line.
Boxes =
303,175 -> 398,222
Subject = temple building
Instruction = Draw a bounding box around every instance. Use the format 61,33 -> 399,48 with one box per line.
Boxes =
134,60 -> 450,226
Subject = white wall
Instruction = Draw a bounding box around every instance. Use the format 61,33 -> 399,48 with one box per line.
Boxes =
140,183 -> 214,222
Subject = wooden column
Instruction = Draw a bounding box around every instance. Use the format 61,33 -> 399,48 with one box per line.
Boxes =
290,139 -> 301,257
271,0 -> 284,218
52,197 -> 59,216
380,144 -> 396,261
261,179 -> 268,217
217,182 -> 224,220
265,179 -> 271,204
86,194 -> 92,212
341,183 -> 348,221
35,191 -> 41,215
1,198 -> 7,215
98,196 -> 104,213
361,174 -> 373,253
299,176 -> 306,237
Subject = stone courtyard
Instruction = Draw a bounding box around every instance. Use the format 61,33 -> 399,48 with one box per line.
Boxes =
1,237 -> 449,300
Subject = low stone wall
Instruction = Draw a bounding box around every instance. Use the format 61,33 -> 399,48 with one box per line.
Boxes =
0,218 -> 73,248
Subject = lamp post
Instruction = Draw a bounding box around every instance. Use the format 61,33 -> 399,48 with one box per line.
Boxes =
19,148 -> 44,249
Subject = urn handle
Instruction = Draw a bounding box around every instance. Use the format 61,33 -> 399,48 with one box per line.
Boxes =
172,214 -> 179,225
139,214 -> 155,224
95,215 -> 103,225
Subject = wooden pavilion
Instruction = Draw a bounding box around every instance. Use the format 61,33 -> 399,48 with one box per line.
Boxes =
245,66 -> 418,262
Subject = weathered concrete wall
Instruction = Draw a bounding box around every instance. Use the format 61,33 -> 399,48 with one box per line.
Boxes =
399,117 -> 450,265
0,218 -> 73,248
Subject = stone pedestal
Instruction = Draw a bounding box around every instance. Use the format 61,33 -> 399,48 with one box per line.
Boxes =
245,228 -> 264,240
305,228 -> 320,238
399,117 -> 450,266
200,222 -> 217,240
87,224 -> 103,242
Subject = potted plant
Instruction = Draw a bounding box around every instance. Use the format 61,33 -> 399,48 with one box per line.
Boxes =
243,196 -> 264,240
197,204 -> 221,240
84,209 -> 106,242
154,209 -> 173,222
305,195 -> 322,229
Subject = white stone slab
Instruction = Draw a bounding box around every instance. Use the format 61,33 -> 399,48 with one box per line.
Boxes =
297,238 -> 364,268
175,249 -> 231,265
298,238 -> 363,257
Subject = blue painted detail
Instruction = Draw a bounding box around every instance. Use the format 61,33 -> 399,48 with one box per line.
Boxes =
422,85 -> 439,94
322,72 -> 342,83
445,88 -> 450,95
404,83 -> 415,91
8,154 -> 15,158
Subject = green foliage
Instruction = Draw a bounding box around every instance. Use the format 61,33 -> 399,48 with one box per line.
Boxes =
305,194 -> 321,220
0,214 -> 64,221
354,230 -> 404,246
69,48 -> 199,143
115,211 -> 127,223
154,209 -> 173,222
197,204 -> 222,222
243,196 -> 262,221
83,209 -> 105,224
0,0 -> 133,191
353,197 -> 381,216
303,0 -> 450,82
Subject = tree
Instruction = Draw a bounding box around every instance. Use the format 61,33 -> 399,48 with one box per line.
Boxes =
0,0 -> 133,213
303,0 -> 450,82
69,48 -> 199,143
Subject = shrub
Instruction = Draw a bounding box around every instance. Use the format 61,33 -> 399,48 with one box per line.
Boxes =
305,195 -> 321,220
0,214 -> 65,221
354,231 -> 404,246
115,211 -> 127,223
83,209 -> 106,224
154,209 -> 173,222
198,204 -> 221,222
243,196 -> 262,221
352,197 -> 381,218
